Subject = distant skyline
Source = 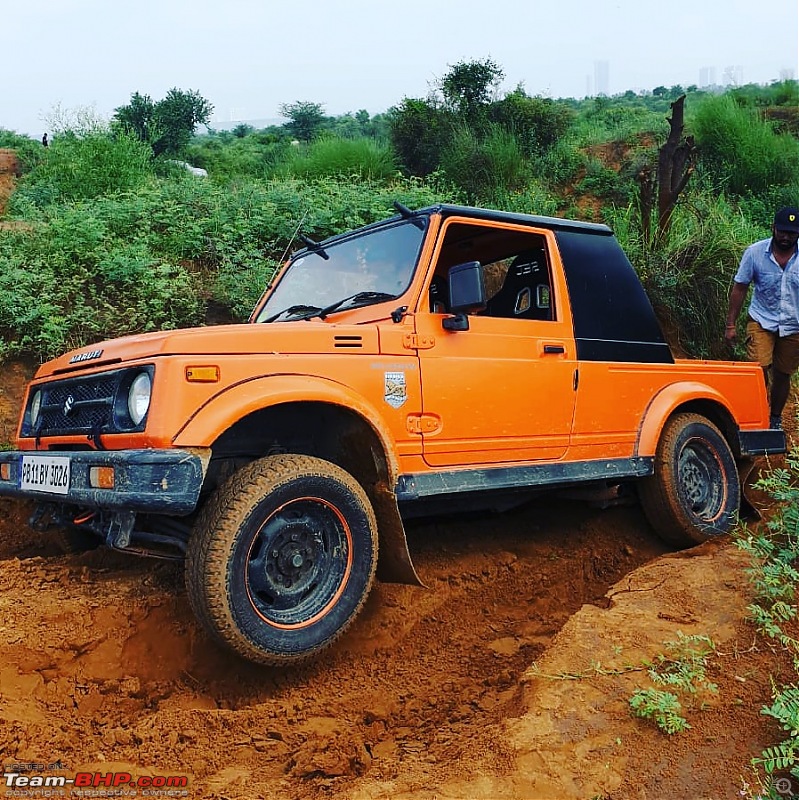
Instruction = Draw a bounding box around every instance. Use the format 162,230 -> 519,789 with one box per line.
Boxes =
3,0 -> 798,137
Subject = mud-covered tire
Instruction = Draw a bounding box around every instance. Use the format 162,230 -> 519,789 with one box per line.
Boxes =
53,525 -> 102,554
185,454 -> 378,666
638,412 -> 740,547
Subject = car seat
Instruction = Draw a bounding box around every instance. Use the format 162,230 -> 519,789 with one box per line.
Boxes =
485,249 -> 551,320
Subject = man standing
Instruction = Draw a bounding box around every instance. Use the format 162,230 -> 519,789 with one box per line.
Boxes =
725,207 -> 799,429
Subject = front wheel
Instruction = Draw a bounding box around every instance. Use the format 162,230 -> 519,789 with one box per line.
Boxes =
638,412 -> 740,547
186,454 -> 378,666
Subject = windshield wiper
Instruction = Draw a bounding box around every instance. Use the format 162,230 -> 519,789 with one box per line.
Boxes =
262,303 -> 323,323
299,291 -> 398,321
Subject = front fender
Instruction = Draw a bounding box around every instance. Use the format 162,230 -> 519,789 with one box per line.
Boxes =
172,373 -> 422,586
636,382 -> 735,457
172,372 -> 399,472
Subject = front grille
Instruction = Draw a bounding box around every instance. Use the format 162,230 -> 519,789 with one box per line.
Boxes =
21,367 -> 151,439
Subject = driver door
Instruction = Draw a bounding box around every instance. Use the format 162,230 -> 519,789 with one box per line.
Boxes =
415,219 -> 576,468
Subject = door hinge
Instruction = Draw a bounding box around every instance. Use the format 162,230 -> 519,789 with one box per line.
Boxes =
403,333 -> 436,350
406,413 -> 441,434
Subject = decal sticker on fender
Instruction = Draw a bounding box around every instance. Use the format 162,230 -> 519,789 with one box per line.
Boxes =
384,371 -> 407,409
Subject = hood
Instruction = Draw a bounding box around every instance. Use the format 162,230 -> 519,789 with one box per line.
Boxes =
36,322 -> 381,378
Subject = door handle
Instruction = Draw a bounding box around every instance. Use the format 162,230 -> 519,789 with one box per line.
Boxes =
542,344 -> 565,354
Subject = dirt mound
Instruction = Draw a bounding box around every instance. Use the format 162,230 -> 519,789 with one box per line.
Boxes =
0,149 -> 20,216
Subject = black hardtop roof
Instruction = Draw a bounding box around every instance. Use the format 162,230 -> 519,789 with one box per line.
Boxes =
295,203 -> 613,256
423,204 -> 613,235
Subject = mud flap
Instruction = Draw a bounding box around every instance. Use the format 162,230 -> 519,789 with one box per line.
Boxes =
738,458 -> 762,522
371,485 -> 425,587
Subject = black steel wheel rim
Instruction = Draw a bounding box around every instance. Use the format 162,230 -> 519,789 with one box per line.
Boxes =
245,497 -> 352,628
678,439 -> 726,523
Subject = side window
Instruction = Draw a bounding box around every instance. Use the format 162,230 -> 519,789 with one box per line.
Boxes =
429,274 -> 449,313
483,247 -> 553,321
429,220 -> 554,321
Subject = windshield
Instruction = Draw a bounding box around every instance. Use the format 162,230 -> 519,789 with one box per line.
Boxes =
256,220 -> 426,322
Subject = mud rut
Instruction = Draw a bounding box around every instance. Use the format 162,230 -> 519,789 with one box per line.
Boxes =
0,493 -> 668,799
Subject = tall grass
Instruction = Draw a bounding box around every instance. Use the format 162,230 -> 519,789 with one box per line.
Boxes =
439,124 -> 530,203
691,94 -> 799,197
278,137 -> 398,181
608,191 -> 764,357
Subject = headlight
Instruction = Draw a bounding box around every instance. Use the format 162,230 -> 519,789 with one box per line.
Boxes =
30,390 -> 42,427
127,372 -> 152,425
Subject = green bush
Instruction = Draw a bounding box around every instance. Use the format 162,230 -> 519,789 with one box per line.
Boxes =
488,89 -> 575,157
0,130 -> 45,175
10,129 -> 153,206
0,172 -> 449,358
388,98 -> 453,176
440,124 -> 530,204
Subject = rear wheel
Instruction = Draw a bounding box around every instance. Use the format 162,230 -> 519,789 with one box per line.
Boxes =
186,454 -> 378,665
638,412 -> 740,547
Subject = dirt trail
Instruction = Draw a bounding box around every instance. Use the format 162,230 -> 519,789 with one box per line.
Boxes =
0,395 -> 794,796
0,464 -> 793,799
0,494 -> 673,798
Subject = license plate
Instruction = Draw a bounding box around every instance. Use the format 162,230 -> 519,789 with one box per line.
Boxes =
20,455 -> 71,495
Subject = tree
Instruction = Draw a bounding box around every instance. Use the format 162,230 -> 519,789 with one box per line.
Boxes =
114,88 -> 213,157
636,95 -> 696,246
112,92 -> 154,143
440,58 -> 504,125
279,101 -> 327,142
150,89 -> 213,156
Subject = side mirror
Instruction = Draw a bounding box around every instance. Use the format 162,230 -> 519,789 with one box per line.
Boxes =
444,261 -> 486,331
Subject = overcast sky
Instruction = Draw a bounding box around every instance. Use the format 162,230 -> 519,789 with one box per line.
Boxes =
3,0 -> 798,137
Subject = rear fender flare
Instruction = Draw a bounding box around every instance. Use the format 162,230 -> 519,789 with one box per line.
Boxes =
636,382 -> 735,457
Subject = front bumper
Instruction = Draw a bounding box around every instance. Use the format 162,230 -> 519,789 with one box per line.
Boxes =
0,448 -> 208,515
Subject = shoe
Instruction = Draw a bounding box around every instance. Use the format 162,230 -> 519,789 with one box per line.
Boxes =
770,416 -> 783,430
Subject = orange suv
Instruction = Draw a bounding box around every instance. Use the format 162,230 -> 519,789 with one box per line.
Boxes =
0,203 -> 784,665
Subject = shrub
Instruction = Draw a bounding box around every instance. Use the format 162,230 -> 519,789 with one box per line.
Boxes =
11,129 -> 153,205
440,124 -> 530,204
389,98 -> 453,176
489,89 -> 575,157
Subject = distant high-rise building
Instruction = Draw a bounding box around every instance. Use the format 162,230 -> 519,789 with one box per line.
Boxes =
780,68 -> 796,81
722,65 -> 744,86
594,60 -> 609,96
699,66 -> 716,88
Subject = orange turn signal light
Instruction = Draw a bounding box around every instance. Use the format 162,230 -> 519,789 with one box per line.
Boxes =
89,466 -> 115,489
186,366 -> 220,383
0,463 -> 10,481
